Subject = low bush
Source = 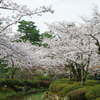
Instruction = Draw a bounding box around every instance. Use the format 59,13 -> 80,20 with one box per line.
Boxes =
60,78 -> 70,81
73,82 -> 81,85
76,86 -> 92,91
36,76 -> 51,81
0,79 -> 24,88
48,79 -> 100,99
85,84 -> 100,100
49,84 -> 54,92
61,84 -> 82,96
49,78 -> 75,93
23,80 -> 39,88
95,97 -> 100,100
57,78 -> 74,84
49,83 -> 69,92
0,87 -> 13,92
50,78 -> 73,85
67,90 -> 87,100
54,83 -> 69,92
85,80 -> 100,86
39,80 -> 51,88
87,74 -> 94,80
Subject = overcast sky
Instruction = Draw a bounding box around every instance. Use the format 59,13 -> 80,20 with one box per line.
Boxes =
2,0 -> 100,33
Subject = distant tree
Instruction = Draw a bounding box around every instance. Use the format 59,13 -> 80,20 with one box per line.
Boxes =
17,20 -> 41,45
0,58 -> 13,79
0,0 -> 54,79
16,21 -> 53,47
38,31 -> 52,47
0,21 -> 2,25
81,5 -> 100,55
40,31 -> 52,40
41,20 -> 99,85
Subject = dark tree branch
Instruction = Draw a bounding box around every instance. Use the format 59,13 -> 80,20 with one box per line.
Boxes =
90,34 -> 100,54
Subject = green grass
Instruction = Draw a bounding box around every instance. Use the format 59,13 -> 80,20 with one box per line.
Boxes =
0,88 -> 49,100
0,92 -> 16,99
0,92 -> 50,100
25,92 -> 50,100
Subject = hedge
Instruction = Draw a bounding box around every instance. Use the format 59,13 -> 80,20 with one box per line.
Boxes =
85,80 -> 100,86
23,80 -> 39,88
85,84 -> 100,100
61,84 -> 82,96
0,79 -> 24,88
95,97 -> 100,100
67,90 -> 87,100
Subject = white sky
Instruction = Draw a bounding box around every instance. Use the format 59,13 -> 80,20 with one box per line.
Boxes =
2,0 -> 100,33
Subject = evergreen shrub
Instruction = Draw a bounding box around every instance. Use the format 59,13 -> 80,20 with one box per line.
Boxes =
85,80 -> 100,86
85,84 -> 100,100
61,84 -> 82,96
23,80 -> 39,88
87,74 -> 94,80
0,87 -> 13,92
49,83 -> 69,92
49,78 -> 74,92
95,97 -> 100,100
67,90 -> 87,100
0,79 -> 24,88
37,75 -> 51,80
39,80 -> 51,88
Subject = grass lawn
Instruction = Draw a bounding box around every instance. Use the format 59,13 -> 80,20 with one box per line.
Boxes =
0,88 -> 49,100
24,92 -> 50,100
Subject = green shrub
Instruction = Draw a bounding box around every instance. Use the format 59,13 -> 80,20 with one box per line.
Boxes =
85,84 -> 100,100
61,84 -> 82,96
37,76 -> 51,81
87,74 -> 94,80
0,87 -> 13,92
48,80 -> 64,92
76,86 -> 92,91
33,71 -> 44,80
39,80 -> 51,88
60,78 -> 70,81
23,80 -> 39,88
49,83 -> 69,92
58,78 -> 74,84
70,78 -> 76,81
74,82 -> 81,85
0,79 -> 24,88
49,78 -> 74,92
51,78 -> 73,85
85,80 -> 100,86
49,84 -> 54,92
67,90 -> 87,100
54,83 -> 69,92
95,97 -> 100,100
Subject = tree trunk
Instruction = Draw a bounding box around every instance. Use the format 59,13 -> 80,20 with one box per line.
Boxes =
11,71 -> 14,79
69,68 -> 72,81
76,68 -> 81,82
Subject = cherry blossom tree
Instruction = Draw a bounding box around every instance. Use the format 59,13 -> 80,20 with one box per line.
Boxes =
0,0 -> 54,33
0,0 -> 54,78
0,0 -> 99,84
81,5 -> 100,55
40,18 -> 100,84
